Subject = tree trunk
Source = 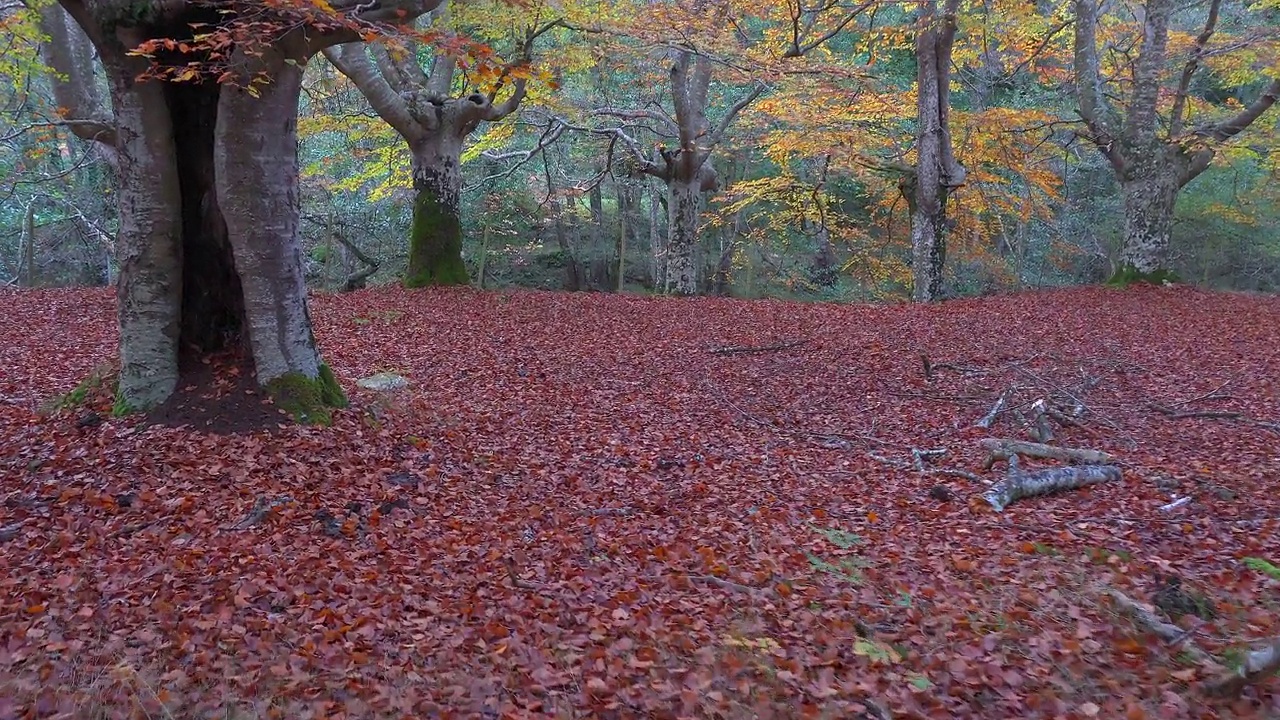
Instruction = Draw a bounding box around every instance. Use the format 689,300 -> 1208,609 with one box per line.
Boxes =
104,48 -> 185,411
215,47 -> 329,391
1117,149 -> 1183,274
648,179 -> 665,289
910,0 -> 964,303
18,201 -> 36,287
405,135 -> 469,288
665,178 -> 701,295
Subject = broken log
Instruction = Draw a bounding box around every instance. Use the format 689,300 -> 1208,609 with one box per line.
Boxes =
983,465 -> 1121,512
1107,590 -> 1215,664
979,438 -> 1114,470
707,339 -> 807,355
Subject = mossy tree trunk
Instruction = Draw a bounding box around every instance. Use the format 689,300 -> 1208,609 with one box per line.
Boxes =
57,5 -> 407,419
405,135 -> 470,288
322,32 -> 533,290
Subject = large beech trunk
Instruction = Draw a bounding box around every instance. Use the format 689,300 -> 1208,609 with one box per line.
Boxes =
665,178 -> 701,295
215,48 -> 326,384
91,26 -> 333,412
1118,152 -> 1182,274
405,136 -> 469,288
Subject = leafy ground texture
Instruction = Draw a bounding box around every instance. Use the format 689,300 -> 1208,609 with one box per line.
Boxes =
2,285 -> 1279,719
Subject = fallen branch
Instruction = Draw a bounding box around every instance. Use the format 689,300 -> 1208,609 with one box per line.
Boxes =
1149,403 -> 1241,420
1106,590 -> 1215,664
230,495 -> 294,530
504,557 -> 548,591
974,388 -> 1013,428
979,438 -> 1115,470
983,465 -> 1121,512
1107,590 -> 1280,696
1206,636 -> 1280,696
1028,398 -> 1055,442
707,339 -> 807,355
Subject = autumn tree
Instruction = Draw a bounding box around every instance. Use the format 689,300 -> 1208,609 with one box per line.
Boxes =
51,0 -> 441,415
906,0 -> 965,301
324,3 -> 558,288
1073,0 -> 1280,276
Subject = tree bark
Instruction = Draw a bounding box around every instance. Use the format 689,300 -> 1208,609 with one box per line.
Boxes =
1073,0 -> 1280,276
406,135 -> 470,287
909,0 -> 964,302
215,41 -> 324,385
666,178 -> 702,295
99,38 -> 185,410
323,17 -> 530,289
1119,156 -> 1181,273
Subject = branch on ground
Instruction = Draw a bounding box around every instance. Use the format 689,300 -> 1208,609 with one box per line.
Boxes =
983,464 -> 1120,511
707,339 -> 807,355
230,495 -> 295,530
1107,589 -> 1280,696
979,438 -> 1115,470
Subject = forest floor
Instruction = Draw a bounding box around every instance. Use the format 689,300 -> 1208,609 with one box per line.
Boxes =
1,284 -> 1279,719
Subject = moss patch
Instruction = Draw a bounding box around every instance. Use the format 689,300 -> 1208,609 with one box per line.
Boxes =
404,189 -> 470,288
43,364 -> 117,414
1107,265 -> 1181,287
265,364 -> 347,425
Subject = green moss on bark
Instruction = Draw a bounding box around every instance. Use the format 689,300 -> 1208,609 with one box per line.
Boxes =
265,364 -> 347,425
1106,265 -> 1181,288
404,188 -> 469,288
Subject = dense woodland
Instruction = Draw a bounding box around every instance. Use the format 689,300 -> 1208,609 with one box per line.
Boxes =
1,0 -> 1280,717
3,0 -> 1279,301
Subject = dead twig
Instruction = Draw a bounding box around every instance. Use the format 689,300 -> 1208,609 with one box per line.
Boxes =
504,557 -> 548,591
230,495 -> 294,530
707,339 -> 807,355
1169,375 -> 1239,408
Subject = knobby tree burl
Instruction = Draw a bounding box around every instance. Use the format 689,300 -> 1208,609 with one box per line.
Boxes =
1073,0 -> 1280,277
54,0 -> 441,418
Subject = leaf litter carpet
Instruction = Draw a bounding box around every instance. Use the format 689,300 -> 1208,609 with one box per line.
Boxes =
1,285 -> 1278,719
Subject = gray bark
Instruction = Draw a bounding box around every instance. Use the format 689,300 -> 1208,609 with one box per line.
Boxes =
909,0 -> 965,302
322,8 -> 531,286
38,4 -> 117,160
54,0 -> 445,409
666,179 -> 702,295
215,40 -> 322,384
102,37 -> 184,410
1073,0 -> 1280,273
984,465 -> 1121,512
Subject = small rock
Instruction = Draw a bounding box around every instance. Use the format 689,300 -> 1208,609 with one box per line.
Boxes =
356,372 -> 409,392
114,492 -> 137,508
76,412 -> 103,429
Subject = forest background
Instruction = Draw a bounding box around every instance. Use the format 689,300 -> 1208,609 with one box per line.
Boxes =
1,0 -> 1277,302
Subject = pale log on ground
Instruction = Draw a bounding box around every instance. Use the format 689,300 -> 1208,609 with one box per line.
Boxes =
1108,590 -> 1280,697
983,464 -> 1120,511
979,438 -> 1115,470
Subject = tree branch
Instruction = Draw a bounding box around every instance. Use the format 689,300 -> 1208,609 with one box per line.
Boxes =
1169,0 -> 1221,137
323,43 -> 426,141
